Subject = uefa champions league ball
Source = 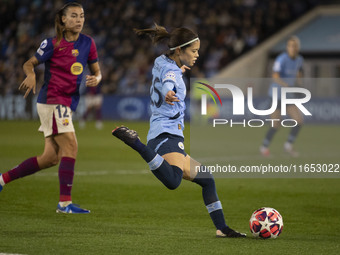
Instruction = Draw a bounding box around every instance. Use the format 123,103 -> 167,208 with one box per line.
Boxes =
249,207 -> 283,239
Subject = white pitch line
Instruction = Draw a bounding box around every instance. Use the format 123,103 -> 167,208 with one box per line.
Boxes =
35,169 -> 149,177
0,253 -> 27,255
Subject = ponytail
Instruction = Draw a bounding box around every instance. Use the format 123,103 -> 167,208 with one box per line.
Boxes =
134,23 -> 170,44
55,8 -> 64,48
134,23 -> 198,54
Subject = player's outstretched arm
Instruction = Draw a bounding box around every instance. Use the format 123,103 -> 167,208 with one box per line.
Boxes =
19,56 -> 39,98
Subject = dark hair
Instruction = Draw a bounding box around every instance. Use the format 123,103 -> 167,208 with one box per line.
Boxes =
55,2 -> 83,48
134,23 -> 198,53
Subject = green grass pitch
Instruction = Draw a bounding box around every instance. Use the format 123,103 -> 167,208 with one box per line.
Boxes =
0,121 -> 339,254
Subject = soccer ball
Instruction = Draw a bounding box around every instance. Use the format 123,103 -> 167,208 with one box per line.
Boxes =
249,207 -> 283,239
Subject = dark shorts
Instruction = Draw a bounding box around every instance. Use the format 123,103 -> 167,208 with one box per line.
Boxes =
147,133 -> 187,156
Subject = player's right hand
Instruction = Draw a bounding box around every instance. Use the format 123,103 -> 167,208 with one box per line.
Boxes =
19,74 -> 36,98
165,90 -> 180,105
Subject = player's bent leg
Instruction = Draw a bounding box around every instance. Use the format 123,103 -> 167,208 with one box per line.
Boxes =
284,106 -> 303,157
260,109 -> 281,156
0,137 -> 59,192
112,126 -> 183,190
37,136 -> 60,168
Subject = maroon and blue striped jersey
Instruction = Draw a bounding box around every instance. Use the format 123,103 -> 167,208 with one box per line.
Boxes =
35,34 -> 98,111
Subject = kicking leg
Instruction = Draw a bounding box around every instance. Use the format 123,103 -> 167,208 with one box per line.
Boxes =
112,126 -> 183,190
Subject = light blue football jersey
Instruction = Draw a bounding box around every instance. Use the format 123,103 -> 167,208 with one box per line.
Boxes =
147,55 -> 186,142
269,52 -> 303,99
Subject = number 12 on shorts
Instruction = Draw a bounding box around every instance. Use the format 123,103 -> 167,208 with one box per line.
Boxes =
56,105 -> 70,118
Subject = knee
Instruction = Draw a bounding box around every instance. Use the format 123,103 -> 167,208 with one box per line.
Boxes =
165,165 -> 183,190
45,160 -> 59,168
165,179 -> 182,190
62,142 -> 78,158
38,155 -> 59,169
50,156 -> 59,167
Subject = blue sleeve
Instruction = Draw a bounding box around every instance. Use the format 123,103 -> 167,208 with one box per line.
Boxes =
34,38 -> 54,63
161,70 -> 178,97
273,54 -> 284,73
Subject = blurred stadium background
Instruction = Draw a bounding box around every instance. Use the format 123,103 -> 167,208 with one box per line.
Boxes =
1,0 -> 340,121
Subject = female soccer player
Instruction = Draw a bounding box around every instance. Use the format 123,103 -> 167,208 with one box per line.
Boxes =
0,2 -> 102,213
260,36 -> 304,157
112,24 -> 245,238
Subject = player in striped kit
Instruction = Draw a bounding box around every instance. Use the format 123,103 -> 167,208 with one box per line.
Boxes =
0,2 -> 102,214
112,24 -> 246,238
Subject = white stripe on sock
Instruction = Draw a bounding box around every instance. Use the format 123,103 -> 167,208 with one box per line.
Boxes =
206,201 -> 222,213
148,154 -> 164,171
0,175 -> 5,186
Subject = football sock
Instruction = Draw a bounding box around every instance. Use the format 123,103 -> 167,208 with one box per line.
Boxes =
287,125 -> 301,144
0,175 -> 5,186
59,157 -> 75,202
148,154 -> 183,190
96,108 -> 102,121
262,127 -> 278,147
193,170 -> 228,230
59,201 -> 72,207
131,139 -> 183,190
2,157 -> 40,184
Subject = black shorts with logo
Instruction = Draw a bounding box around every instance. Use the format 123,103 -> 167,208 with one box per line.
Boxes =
147,133 -> 187,156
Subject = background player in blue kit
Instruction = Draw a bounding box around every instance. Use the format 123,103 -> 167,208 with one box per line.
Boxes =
112,24 -> 246,238
260,36 -> 304,157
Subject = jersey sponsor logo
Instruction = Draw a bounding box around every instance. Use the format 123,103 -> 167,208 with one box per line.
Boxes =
72,49 -> 79,57
59,47 -> 67,51
70,62 -> 83,75
37,48 -> 44,56
178,142 -> 184,150
40,39 -> 48,49
164,71 -> 176,82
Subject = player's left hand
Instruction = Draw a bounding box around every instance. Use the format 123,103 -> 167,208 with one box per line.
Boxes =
85,75 -> 100,87
180,65 -> 190,73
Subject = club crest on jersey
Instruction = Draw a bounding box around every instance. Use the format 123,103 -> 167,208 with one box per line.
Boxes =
178,142 -> 184,150
178,124 -> 182,130
72,49 -> 79,57
62,119 -> 69,126
71,62 -> 83,75
40,39 -> 48,49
